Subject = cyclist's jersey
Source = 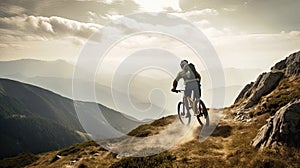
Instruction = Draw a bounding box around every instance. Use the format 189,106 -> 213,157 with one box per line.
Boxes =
175,69 -> 201,84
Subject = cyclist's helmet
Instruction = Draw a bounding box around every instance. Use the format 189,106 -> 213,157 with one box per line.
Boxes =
180,60 -> 188,69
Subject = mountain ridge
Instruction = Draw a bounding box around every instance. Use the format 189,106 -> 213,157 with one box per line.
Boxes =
0,78 -> 145,159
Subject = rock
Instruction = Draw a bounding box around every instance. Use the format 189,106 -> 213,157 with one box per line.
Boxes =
271,50 -> 300,76
285,51 -> 300,76
234,82 -> 253,104
234,72 -> 267,105
234,51 -> 300,109
271,59 -> 286,71
50,155 -> 62,163
251,99 -> 300,150
245,71 -> 284,108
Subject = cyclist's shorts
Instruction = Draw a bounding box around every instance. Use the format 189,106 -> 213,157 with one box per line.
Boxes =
184,81 -> 201,99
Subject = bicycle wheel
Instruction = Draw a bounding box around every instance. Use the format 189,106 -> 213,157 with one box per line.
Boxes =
196,100 -> 209,126
177,102 -> 191,125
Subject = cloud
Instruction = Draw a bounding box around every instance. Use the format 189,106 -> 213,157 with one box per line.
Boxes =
209,31 -> 300,69
0,0 -> 139,24
183,8 -> 219,17
0,15 -> 102,39
222,7 -> 237,12
133,0 -> 181,12
287,31 -> 300,38
0,5 -> 26,15
179,0 -> 243,11
101,13 -> 124,21
168,9 -> 219,23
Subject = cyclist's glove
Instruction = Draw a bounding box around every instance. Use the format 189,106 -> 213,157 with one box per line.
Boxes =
171,88 -> 178,93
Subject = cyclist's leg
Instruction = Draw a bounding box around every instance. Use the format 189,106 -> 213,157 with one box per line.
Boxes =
184,84 -> 192,117
182,96 -> 188,115
198,82 -> 201,99
191,81 -> 201,115
194,83 -> 200,100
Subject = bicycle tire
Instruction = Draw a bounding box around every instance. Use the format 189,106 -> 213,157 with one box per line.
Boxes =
196,100 -> 209,126
177,102 -> 191,125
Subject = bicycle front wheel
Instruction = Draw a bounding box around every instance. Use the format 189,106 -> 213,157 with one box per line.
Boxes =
177,102 -> 191,125
196,100 -> 209,126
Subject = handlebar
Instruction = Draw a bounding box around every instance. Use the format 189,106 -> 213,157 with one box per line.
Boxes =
172,89 -> 184,93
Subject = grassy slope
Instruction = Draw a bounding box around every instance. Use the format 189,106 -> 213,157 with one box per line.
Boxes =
1,75 -> 300,167
0,78 -> 144,159
256,76 -> 300,115
8,113 -> 297,168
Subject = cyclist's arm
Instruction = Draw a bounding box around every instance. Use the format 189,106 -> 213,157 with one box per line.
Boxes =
172,72 -> 183,90
172,80 -> 178,90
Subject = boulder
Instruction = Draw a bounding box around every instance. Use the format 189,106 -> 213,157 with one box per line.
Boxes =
245,71 -> 284,108
234,82 -> 253,104
285,51 -> 300,76
234,72 -> 266,105
252,99 -> 300,150
271,59 -> 286,71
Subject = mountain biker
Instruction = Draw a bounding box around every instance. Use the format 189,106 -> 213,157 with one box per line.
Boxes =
171,60 -> 201,117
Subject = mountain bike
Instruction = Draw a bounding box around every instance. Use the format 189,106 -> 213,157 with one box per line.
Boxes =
175,90 -> 209,126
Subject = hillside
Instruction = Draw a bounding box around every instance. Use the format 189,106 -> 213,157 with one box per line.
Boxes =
0,79 -> 144,159
229,50 -> 300,151
1,51 -> 299,167
6,111 -> 298,168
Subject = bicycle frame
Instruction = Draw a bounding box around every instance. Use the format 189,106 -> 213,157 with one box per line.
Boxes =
178,90 -> 200,115
175,89 -> 209,126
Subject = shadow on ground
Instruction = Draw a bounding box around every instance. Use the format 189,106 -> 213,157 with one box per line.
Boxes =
210,125 -> 232,138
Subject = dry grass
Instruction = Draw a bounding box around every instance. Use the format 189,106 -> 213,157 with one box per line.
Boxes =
0,153 -> 38,168
254,76 -> 300,116
11,111 -> 299,168
167,113 -> 300,168
127,115 -> 177,137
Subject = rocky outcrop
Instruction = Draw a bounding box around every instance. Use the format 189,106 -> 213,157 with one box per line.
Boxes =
286,51 -> 300,76
252,99 -> 300,150
234,82 -> 253,104
271,59 -> 286,71
271,51 -> 300,76
244,71 -> 284,108
234,72 -> 284,107
234,51 -> 300,109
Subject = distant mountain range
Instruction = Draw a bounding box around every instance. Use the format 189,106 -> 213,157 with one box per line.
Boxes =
0,78 -> 144,159
0,59 -> 262,108
0,59 -> 74,78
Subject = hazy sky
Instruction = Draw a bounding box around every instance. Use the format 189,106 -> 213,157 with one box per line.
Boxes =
0,0 -> 300,70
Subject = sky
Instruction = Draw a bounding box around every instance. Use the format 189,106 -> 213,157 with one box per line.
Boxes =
0,0 -> 300,114
0,0 -> 299,70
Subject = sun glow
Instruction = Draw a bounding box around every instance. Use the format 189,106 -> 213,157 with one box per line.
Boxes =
133,0 -> 181,12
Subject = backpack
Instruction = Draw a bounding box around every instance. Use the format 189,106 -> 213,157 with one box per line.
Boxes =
188,63 -> 201,81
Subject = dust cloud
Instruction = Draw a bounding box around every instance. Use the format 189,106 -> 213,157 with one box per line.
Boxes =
100,109 -> 223,157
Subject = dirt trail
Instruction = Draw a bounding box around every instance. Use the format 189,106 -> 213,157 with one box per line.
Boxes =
110,108 -> 227,157
100,108 -> 233,159
171,108 -> 238,160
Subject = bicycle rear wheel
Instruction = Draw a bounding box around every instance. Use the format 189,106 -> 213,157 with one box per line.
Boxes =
196,100 -> 209,126
177,102 -> 191,125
